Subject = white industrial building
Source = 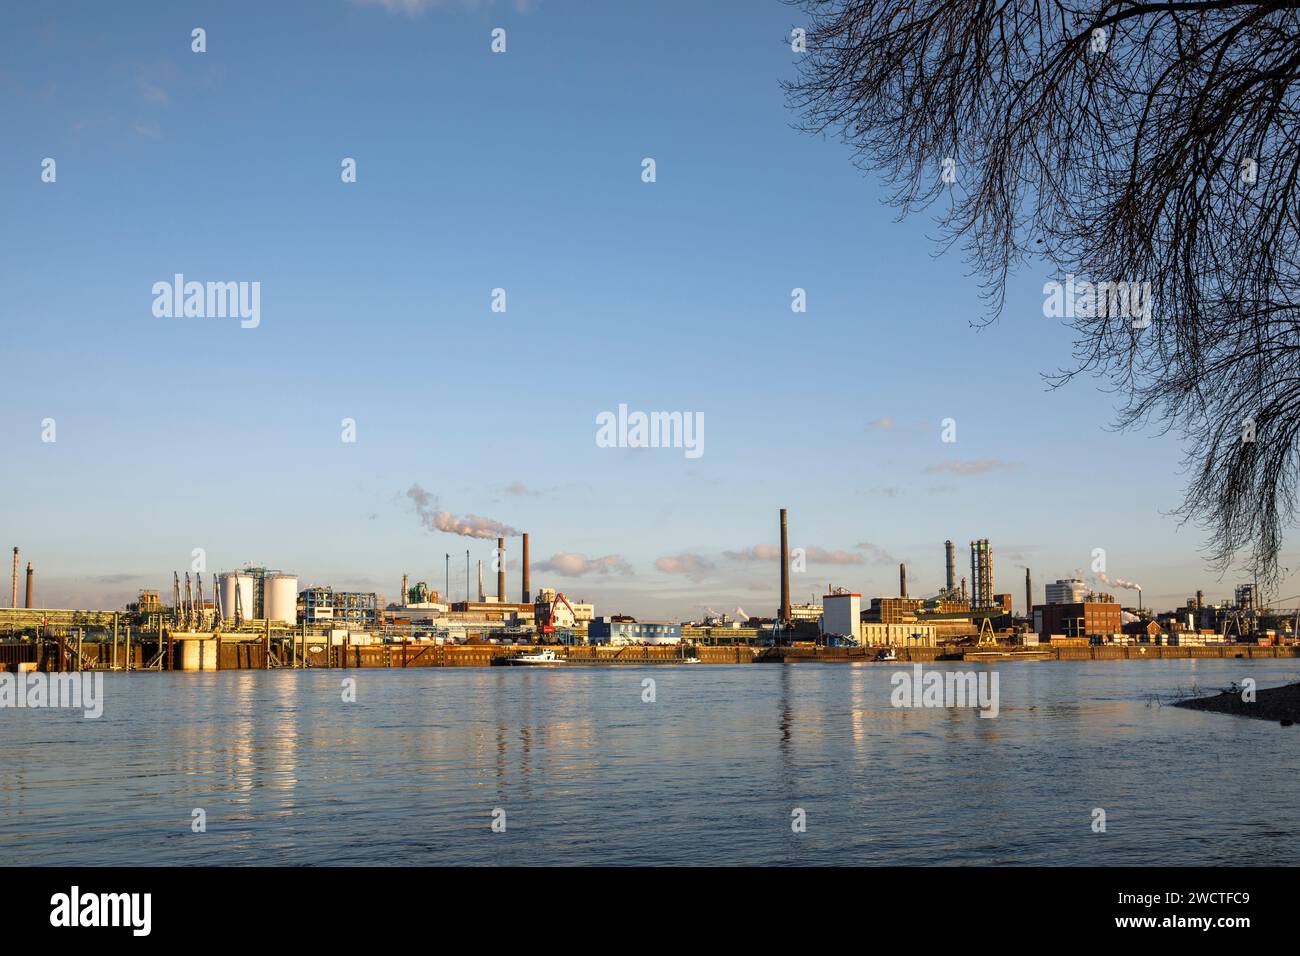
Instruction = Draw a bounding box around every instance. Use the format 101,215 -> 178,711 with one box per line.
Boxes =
588,618 -> 681,645
821,590 -> 861,641
1045,579 -> 1089,604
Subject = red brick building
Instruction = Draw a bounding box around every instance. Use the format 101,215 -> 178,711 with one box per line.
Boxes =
1037,601 -> 1122,639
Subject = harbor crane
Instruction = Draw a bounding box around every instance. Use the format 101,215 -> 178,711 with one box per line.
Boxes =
540,591 -> 578,637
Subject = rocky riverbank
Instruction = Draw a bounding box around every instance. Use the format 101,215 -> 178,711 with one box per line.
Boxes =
1174,681 -> 1300,725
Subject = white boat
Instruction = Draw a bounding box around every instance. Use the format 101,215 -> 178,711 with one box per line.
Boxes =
680,657 -> 701,664
874,648 -> 898,662
508,649 -> 566,665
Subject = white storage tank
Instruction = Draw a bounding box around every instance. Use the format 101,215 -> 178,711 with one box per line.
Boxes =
218,572 -> 256,623
264,573 -> 298,626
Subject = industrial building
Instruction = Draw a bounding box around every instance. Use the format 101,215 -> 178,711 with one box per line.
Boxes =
449,600 -> 535,618
1235,583 -> 1257,612
533,588 -> 594,628
821,588 -> 861,641
788,602 -> 823,624
300,587 -> 379,628
212,568 -> 299,625
1045,578 -> 1089,604
860,622 -> 937,647
866,597 -> 925,624
969,538 -> 994,610
1036,601 -> 1122,640
682,622 -> 761,645
588,617 -> 681,645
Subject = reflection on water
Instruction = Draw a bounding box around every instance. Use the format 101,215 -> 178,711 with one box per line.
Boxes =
1,660 -> 1297,865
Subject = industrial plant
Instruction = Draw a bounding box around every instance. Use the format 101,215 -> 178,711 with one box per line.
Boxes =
3,509 -> 1299,673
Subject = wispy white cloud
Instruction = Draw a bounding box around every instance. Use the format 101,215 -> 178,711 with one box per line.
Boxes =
864,485 -> 902,497
534,552 -> 631,577
924,458 -> 1016,476
354,0 -> 540,15
724,544 -> 862,565
654,553 -> 715,577
138,79 -> 169,105
855,541 -> 897,565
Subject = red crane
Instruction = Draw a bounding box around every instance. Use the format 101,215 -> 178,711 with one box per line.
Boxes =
541,591 -> 578,636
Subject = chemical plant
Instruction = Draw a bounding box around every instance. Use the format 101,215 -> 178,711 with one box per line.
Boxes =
2,510 -> 1299,672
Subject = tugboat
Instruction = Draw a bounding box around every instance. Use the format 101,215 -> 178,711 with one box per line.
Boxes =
874,647 -> 898,662
508,649 -> 566,666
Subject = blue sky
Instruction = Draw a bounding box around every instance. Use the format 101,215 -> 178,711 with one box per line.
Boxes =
1,0 -> 1291,618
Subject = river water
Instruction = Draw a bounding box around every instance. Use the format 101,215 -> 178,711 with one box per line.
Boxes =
2,660 -> 1297,865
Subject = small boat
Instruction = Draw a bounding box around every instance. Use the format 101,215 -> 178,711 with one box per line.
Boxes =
507,649 -> 566,666
680,657 -> 701,664
874,648 -> 898,662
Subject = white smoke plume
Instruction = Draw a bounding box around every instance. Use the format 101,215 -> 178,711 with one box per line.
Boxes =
406,484 -> 519,540
1094,571 -> 1142,592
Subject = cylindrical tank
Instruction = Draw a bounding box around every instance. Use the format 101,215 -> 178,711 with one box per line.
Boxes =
264,573 -> 298,625
218,572 -> 255,622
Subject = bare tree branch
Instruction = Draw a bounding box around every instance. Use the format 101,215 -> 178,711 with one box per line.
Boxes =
787,0 -> 1300,591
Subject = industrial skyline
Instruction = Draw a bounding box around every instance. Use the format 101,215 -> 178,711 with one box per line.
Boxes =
1,524 -> 1272,624
4,1 -> 1300,618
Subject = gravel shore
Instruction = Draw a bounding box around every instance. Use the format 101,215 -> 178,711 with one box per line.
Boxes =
1174,681 -> 1300,724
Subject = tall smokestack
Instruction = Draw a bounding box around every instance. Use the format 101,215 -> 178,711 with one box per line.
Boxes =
478,561 -> 485,602
779,509 -> 791,625
25,562 -> 33,609
497,537 -> 506,604
900,562 -> 908,598
944,540 -> 955,592
401,574 -> 409,607
1025,567 -> 1032,619
10,547 -> 17,608
961,576 -> 968,605
522,532 -> 530,603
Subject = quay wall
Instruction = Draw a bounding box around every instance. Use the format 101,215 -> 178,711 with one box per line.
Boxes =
4,640 -> 1297,672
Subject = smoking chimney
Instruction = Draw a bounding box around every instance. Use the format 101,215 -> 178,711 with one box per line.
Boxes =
497,537 -> 506,604
779,509 -> 791,625
401,574 -> 409,607
1025,567 -> 1032,620
944,539 -> 955,593
522,532 -> 531,603
10,547 -> 17,609
900,562 -> 908,598
478,560 -> 485,602
25,562 -> 33,609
